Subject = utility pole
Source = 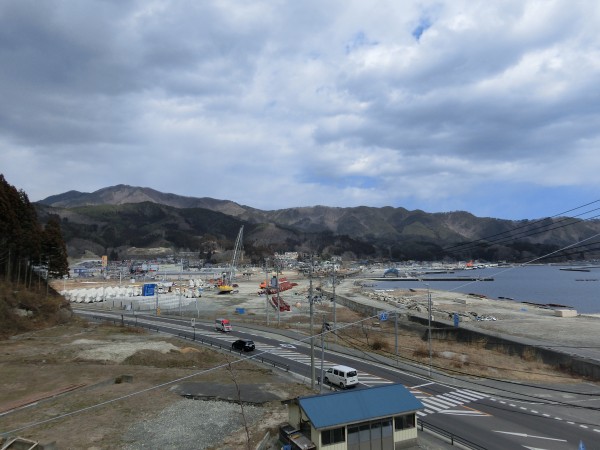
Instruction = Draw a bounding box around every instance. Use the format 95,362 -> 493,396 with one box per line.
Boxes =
427,284 -> 432,377
332,262 -> 337,344
155,286 -> 159,316
265,258 -> 269,326
178,285 -> 182,317
276,262 -> 281,326
309,253 -> 315,390
320,316 -> 325,394
395,309 -> 398,359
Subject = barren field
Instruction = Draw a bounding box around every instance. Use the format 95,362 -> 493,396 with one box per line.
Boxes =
0,319 -> 313,449
2,271 -> 590,449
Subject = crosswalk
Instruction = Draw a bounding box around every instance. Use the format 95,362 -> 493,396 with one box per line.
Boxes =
202,330 -> 490,418
410,388 -> 490,418
205,330 -> 394,384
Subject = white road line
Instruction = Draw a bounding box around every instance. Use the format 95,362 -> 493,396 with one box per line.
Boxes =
433,396 -> 462,408
443,393 -> 477,404
457,390 -> 488,400
493,431 -> 566,442
418,400 -> 445,412
439,410 -> 485,416
412,382 -> 435,389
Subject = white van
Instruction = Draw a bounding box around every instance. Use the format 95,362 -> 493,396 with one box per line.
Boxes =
323,365 -> 358,389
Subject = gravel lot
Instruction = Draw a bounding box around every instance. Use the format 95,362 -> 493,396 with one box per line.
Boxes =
122,399 -> 265,450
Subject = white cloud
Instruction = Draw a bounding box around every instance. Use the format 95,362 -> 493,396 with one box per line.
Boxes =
1,0 -> 599,219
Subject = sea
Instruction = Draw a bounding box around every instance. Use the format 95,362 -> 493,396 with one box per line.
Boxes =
372,264 -> 600,314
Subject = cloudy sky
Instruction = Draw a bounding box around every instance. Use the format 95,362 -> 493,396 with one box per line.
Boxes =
1,0 -> 599,220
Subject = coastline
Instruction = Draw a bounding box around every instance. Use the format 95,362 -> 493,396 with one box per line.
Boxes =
337,281 -> 600,372
61,270 -> 600,373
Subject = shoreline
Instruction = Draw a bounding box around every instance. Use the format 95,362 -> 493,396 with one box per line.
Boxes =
59,270 -> 600,351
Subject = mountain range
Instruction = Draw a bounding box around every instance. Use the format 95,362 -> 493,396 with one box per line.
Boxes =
35,185 -> 600,263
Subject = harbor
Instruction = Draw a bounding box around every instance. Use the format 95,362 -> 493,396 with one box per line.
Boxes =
365,276 -> 494,282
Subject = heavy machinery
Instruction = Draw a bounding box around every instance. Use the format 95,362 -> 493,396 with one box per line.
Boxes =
217,226 -> 244,294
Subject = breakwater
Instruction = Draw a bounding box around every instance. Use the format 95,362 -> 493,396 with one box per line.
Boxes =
365,277 -> 494,282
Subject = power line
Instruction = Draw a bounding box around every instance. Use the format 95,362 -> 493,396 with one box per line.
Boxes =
443,200 -> 600,255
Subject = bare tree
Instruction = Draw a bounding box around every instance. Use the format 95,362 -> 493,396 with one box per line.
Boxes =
227,362 -> 251,450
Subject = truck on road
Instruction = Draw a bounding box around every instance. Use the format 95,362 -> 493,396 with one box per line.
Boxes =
215,318 -> 232,332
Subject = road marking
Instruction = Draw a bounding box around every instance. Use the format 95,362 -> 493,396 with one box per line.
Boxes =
493,431 -> 566,442
418,400 -> 445,412
433,396 -> 462,407
412,382 -> 434,389
408,387 -> 490,417
439,409 -> 485,416
170,323 -> 491,419
450,390 -> 483,401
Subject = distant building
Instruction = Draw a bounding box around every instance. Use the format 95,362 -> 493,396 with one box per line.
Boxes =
284,384 -> 423,450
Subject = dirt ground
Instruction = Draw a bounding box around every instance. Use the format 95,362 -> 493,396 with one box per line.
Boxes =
2,270 -> 591,449
0,319 -> 313,449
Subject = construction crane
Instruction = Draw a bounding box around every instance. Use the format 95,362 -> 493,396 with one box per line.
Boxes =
217,226 -> 244,294
229,225 -> 244,284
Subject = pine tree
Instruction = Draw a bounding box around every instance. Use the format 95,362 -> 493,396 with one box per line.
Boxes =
0,175 -> 43,282
42,215 -> 69,279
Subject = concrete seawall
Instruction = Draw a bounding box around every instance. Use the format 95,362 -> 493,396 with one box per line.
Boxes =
328,287 -> 600,381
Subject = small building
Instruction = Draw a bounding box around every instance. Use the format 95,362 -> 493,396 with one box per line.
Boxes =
285,383 -> 424,450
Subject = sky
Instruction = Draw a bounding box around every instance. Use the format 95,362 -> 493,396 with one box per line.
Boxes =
1,0 -> 599,221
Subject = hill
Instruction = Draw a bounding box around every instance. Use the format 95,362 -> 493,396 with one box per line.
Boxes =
37,185 -> 600,263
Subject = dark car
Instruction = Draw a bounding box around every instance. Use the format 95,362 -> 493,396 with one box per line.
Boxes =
232,339 -> 255,352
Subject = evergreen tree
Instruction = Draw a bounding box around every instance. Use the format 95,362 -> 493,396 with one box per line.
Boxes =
0,175 -> 42,281
42,215 -> 69,278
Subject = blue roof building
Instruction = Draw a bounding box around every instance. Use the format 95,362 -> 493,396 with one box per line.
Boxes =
286,384 -> 424,450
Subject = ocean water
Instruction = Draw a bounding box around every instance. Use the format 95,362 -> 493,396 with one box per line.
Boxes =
372,265 -> 600,314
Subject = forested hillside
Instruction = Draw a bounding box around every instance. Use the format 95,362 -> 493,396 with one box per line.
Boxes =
36,185 -> 600,263
0,175 -> 71,338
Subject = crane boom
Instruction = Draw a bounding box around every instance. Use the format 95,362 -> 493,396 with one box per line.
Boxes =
229,226 -> 244,284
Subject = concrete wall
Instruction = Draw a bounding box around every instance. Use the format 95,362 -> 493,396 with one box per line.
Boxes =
419,319 -> 600,380
332,290 -> 600,381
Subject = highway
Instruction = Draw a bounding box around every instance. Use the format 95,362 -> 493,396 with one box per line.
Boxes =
75,309 -> 600,449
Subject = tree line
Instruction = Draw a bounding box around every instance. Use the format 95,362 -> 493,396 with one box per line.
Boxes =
0,174 -> 69,286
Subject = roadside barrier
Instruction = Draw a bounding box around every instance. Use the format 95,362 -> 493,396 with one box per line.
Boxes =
417,419 -> 486,449
177,331 -> 290,371
88,315 -> 289,372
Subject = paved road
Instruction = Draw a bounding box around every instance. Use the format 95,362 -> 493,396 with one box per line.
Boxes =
76,309 -> 600,449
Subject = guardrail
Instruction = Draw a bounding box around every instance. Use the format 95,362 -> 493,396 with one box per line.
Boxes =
88,315 -> 289,372
90,315 -> 161,332
417,419 -> 486,449
177,331 -> 290,371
